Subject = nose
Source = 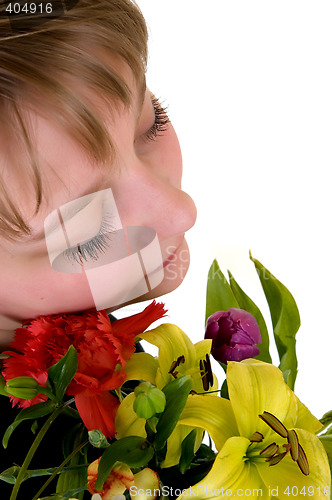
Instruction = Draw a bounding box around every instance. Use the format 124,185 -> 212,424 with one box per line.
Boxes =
145,122 -> 184,189
115,163 -> 197,240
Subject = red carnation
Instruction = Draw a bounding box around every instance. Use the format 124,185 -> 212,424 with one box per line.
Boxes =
2,301 -> 166,438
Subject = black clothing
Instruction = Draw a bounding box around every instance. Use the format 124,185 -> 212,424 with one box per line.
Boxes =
0,399 -> 82,499
0,314 -> 141,499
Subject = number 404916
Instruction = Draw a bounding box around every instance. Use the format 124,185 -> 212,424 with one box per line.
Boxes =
283,486 -> 330,496
5,3 -> 53,14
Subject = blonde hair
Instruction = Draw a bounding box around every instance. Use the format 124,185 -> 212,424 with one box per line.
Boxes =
0,0 -> 148,241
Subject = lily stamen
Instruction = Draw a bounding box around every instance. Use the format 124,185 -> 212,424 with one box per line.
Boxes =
200,354 -> 213,391
258,411 -> 288,438
259,411 -> 310,476
259,442 -> 279,458
266,451 -> 287,466
250,431 -> 264,443
297,444 -> 310,476
287,429 -> 299,461
168,355 -> 185,379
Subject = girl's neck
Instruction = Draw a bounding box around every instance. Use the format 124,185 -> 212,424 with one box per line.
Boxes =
0,316 -> 21,351
0,329 -> 15,351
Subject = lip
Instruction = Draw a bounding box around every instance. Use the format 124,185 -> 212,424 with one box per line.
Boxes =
162,235 -> 185,269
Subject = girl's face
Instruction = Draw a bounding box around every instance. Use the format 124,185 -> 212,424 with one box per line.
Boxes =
0,55 -> 197,338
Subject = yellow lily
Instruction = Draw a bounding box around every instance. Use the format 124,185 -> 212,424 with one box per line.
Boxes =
176,359 -> 330,499
115,324 -> 218,467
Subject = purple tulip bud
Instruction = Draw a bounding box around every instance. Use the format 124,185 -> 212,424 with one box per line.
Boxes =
205,308 -> 262,364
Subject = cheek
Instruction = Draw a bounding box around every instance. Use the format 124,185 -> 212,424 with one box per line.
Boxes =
0,256 -> 96,320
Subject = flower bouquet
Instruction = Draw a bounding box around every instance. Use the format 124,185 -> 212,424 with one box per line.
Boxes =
0,254 -> 331,499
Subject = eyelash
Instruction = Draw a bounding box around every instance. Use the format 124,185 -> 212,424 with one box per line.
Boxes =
63,217 -> 115,264
143,96 -> 170,142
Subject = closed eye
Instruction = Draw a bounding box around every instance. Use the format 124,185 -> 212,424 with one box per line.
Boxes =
63,216 -> 115,264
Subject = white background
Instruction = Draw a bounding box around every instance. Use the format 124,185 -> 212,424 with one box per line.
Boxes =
119,1 -> 332,419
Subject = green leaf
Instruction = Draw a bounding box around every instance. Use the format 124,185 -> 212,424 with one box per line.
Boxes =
319,410 -> 332,435
56,426 -> 88,500
205,259 -> 239,323
220,379 -> 229,399
195,443 -> 217,462
145,416 -> 159,437
47,345 -> 78,402
0,466 -> 20,484
62,488 -> 87,498
56,466 -> 87,499
2,400 -> 55,448
320,410 -> 332,426
250,253 -> 300,390
228,270 -> 272,363
179,429 -> 197,474
30,419 -> 38,435
95,436 -> 154,491
155,375 -> 194,450
61,423 -> 85,465
38,496 -> 69,500
0,464 -> 86,484
319,435 -> 332,478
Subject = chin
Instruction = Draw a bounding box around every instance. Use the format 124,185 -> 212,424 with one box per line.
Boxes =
108,238 -> 191,313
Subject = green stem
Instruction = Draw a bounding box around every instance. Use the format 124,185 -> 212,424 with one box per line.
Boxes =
31,439 -> 89,500
9,404 -> 65,500
38,386 -> 57,401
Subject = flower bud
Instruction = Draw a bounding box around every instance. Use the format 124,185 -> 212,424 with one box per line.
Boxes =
88,429 -> 110,448
205,308 -> 261,364
0,373 -> 8,397
133,382 -> 166,419
5,376 -> 40,399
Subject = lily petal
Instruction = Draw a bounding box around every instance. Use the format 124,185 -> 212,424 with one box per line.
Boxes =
293,396 -> 322,434
140,324 -> 198,388
178,395 -> 238,451
124,353 -> 159,385
177,436 -> 267,499
227,360 -> 298,440
256,428 -> 331,499
194,339 -> 213,361
115,393 -> 146,439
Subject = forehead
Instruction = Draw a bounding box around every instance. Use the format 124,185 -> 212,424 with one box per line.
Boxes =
1,51 -> 145,240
